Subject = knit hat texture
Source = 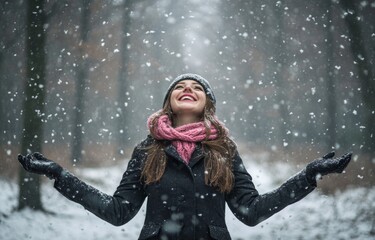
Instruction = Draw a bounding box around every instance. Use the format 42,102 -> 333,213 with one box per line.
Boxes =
163,73 -> 216,107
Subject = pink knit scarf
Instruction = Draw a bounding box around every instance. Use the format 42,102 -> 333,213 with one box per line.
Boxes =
147,113 -> 219,163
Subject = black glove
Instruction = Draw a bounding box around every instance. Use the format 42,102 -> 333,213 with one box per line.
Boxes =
305,151 -> 352,186
18,152 -> 63,180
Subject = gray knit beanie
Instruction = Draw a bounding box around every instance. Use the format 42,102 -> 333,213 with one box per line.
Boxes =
162,73 -> 216,107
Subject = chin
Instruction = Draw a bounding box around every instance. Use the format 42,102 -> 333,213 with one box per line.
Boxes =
173,107 -> 204,116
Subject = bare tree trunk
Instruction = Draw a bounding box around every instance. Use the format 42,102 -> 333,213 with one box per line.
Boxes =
272,2 -> 292,149
324,0 -> 337,151
71,0 -> 91,163
18,0 -> 46,211
117,1 -> 135,152
0,51 -> 5,144
0,6 -> 5,141
340,0 -> 375,152
0,1 -> 23,145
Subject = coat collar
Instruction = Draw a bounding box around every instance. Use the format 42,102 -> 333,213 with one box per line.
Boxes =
164,142 -> 205,168
189,143 -> 205,167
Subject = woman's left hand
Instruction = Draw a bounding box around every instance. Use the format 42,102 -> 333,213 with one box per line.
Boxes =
305,151 -> 352,186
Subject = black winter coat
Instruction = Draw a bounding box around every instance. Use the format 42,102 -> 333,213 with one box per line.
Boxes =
54,136 -> 315,240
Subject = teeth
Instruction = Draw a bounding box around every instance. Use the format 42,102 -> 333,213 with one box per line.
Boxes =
181,96 -> 194,101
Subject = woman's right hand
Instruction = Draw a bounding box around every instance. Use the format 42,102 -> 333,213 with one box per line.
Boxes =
18,152 -> 63,180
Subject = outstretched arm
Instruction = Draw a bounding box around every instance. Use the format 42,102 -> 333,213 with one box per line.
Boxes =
226,151 -> 352,226
18,150 -> 146,226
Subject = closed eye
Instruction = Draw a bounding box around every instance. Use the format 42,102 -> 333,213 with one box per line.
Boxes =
173,82 -> 203,91
174,85 -> 184,89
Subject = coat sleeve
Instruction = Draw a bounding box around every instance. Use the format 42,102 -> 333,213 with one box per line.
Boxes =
53,146 -> 147,226
226,152 -> 315,226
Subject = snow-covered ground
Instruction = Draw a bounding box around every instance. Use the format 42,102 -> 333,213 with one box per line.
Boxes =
1,154 -> 374,240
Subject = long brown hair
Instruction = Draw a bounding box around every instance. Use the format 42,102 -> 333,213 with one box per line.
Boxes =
141,93 -> 236,193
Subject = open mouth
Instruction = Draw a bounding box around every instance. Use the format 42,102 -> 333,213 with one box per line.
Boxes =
179,94 -> 196,101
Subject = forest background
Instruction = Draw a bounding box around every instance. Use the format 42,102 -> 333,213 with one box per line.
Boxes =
0,0 -> 374,236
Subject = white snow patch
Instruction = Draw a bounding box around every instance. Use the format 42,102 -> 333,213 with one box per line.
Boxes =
1,156 -> 374,239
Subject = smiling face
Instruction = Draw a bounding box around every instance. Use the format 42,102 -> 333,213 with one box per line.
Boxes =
170,80 -> 207,126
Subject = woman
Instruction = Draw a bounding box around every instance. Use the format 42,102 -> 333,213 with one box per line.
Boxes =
18,73 -> 352,240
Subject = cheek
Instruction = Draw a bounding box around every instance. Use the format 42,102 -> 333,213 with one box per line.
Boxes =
198,93 -> 207,106
170,90 -> 179,101
170,92 -> 178,110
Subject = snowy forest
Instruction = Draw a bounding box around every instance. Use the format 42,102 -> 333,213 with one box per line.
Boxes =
1,0 -> 374,239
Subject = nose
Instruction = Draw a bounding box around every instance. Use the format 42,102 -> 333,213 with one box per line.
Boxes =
183,85 -> 193,92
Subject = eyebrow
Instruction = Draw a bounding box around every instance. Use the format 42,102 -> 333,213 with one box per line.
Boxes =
175,81 -> 202,86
